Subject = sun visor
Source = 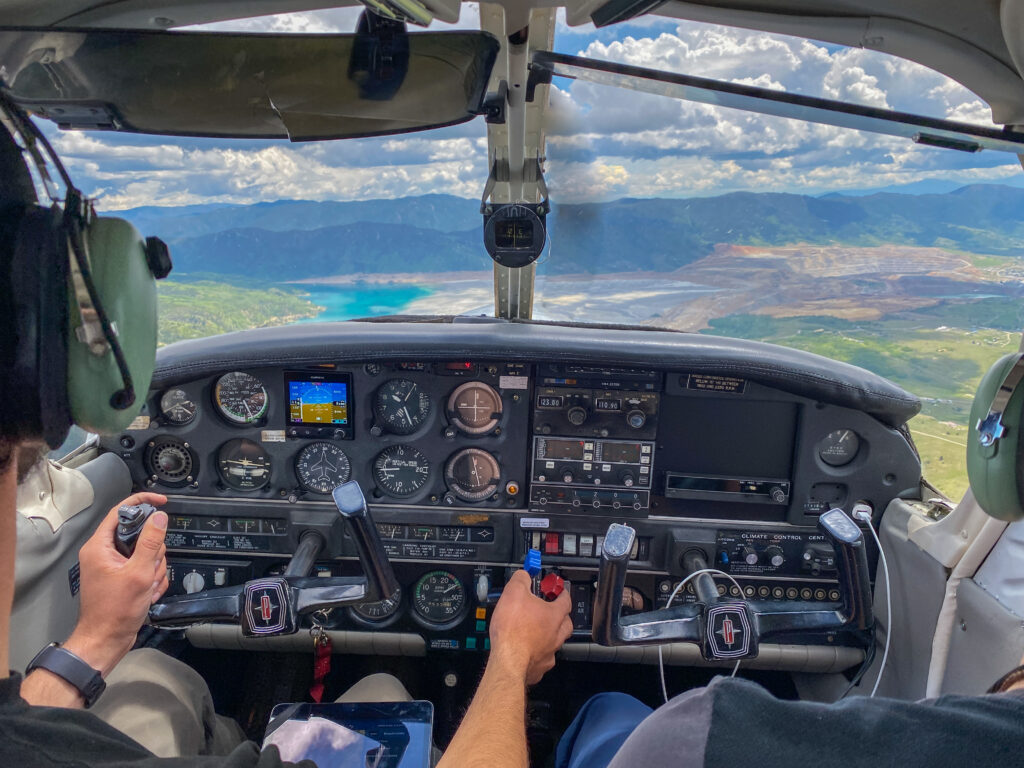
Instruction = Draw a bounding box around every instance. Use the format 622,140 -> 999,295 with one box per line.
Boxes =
0,26 -> 499,140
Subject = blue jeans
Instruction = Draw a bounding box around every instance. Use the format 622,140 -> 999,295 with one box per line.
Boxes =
555,693 -> 653,768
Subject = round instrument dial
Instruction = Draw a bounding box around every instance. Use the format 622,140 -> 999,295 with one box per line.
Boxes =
411,571 -> 466,629
818,429 -> 861,467
445,448 -> 501,502
349,586 -> 403,627
374,378 -> 431,435
447,382 -> 502,435
217,438 -> 272,491
159,389 -> 197,425
144,436 -> 195,486
373,445 -> 430,498
294,442 -> 351,495
214,372 -> 268,425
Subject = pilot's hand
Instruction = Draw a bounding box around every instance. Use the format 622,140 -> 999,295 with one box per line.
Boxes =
63,492 -> 169,676
489,570 -> 572,686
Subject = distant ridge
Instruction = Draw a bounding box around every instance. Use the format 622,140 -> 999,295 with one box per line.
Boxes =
123,184 -> 1024,280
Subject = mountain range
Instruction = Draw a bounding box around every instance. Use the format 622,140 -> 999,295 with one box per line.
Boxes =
116,183 -> 1024,280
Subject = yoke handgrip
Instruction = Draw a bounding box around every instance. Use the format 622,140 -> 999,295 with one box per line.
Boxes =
333,481 -> 400,603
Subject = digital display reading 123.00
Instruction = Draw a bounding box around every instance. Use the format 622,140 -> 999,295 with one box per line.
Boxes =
288,378 -> 349,425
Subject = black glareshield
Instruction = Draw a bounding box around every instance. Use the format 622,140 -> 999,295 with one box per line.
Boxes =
333,481 -> 400,602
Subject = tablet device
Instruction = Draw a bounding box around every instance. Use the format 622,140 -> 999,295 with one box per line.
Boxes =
264,701 -> 433,768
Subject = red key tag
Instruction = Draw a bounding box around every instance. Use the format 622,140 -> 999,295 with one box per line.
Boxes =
309,626 -> 332,703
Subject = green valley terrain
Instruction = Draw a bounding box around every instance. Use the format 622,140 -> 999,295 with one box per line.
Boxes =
136,185 -> 1024,501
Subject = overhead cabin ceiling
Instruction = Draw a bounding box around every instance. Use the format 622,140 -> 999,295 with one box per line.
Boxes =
2,0 -> 1024,124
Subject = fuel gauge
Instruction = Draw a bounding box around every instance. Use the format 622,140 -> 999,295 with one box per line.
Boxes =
818,429 -> 861,467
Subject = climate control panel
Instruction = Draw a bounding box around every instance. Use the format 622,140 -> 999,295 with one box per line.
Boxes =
715,529 -> 838,579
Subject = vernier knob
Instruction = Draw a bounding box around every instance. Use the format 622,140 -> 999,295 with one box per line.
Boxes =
626,410 -> 646,429
567,407 -> 588,426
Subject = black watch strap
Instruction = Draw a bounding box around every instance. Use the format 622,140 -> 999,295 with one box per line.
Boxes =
26,643 -> 106,708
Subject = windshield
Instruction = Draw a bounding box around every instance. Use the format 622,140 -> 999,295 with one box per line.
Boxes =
33,7 -> 1023,501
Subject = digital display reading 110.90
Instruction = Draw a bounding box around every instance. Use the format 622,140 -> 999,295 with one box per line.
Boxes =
287,374 -> 350,426
495,219 -> 534,249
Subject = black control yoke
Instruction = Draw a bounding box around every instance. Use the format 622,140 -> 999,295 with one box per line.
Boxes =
592,508 -> 873,661
146,481 -> 399,637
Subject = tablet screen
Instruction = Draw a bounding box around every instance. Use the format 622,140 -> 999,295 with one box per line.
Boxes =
265,701 -> 433,768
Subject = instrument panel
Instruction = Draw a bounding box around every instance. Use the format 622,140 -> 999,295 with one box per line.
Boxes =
102,348 -> 921,664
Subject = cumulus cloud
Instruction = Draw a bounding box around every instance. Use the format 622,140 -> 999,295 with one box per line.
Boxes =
42,11 -> 1023,209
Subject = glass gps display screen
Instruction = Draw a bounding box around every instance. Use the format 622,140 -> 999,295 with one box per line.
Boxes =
285,371 -> 352,426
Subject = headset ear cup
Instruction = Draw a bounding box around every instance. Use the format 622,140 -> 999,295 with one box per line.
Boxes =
66,216 -> 157,434
0,204 -> 71,448
967,353 -> 1024,521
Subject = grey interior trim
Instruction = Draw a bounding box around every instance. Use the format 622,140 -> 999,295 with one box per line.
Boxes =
185,624 -> 427,656
10,452 -> 131,671
153,321 -> 920,427
941,576 -> 1024,696
858,499 -> 947,700
560,641 -> 863,672
185,623 -> 862,672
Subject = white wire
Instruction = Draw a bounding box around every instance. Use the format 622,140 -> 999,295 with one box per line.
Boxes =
864,520 -> 892,698
658,567 -> 745,704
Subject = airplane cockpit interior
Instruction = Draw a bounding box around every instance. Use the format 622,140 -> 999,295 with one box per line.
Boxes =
3,0 -> 1024,765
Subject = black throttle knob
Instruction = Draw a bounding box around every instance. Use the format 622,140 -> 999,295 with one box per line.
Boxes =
114,502 -> 159,557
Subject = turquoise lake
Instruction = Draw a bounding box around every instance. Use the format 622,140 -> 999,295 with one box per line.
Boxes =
298,283 -> 434,322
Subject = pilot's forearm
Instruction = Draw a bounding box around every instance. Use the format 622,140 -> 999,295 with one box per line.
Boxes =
21,630 -> 123,709
436,648 -> 529,768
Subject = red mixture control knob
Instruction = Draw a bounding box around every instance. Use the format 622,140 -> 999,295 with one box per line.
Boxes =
540,572 -> 565,601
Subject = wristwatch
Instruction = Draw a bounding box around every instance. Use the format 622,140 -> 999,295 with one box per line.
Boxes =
25,642 -> 106,708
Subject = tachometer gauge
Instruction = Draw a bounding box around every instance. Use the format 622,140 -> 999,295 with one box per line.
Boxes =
373,445 -> 430,498
374,378 -> 430,435
445,448 -> 501,502
214,372 -> 268,425
411,571 -> 466,629
217,438 -> 272,491
349,586 -> 403,628
294,442 -> 351,494
159,389 -> 197,425
818,429 -> 861,467
447,382 -> 502,435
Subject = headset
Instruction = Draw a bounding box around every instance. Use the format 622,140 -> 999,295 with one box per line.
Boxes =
0,87 -> 170,449
967,352 -> 1024,521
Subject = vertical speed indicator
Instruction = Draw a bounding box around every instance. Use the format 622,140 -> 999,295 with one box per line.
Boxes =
373,445 -> 430,498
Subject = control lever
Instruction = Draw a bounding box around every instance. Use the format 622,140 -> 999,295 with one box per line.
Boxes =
592,509 -> 873,662
114,503 -> 159,557
148,481 -> 399,637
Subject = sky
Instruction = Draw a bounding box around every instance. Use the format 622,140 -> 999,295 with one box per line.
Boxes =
33,4 -> 1024,209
